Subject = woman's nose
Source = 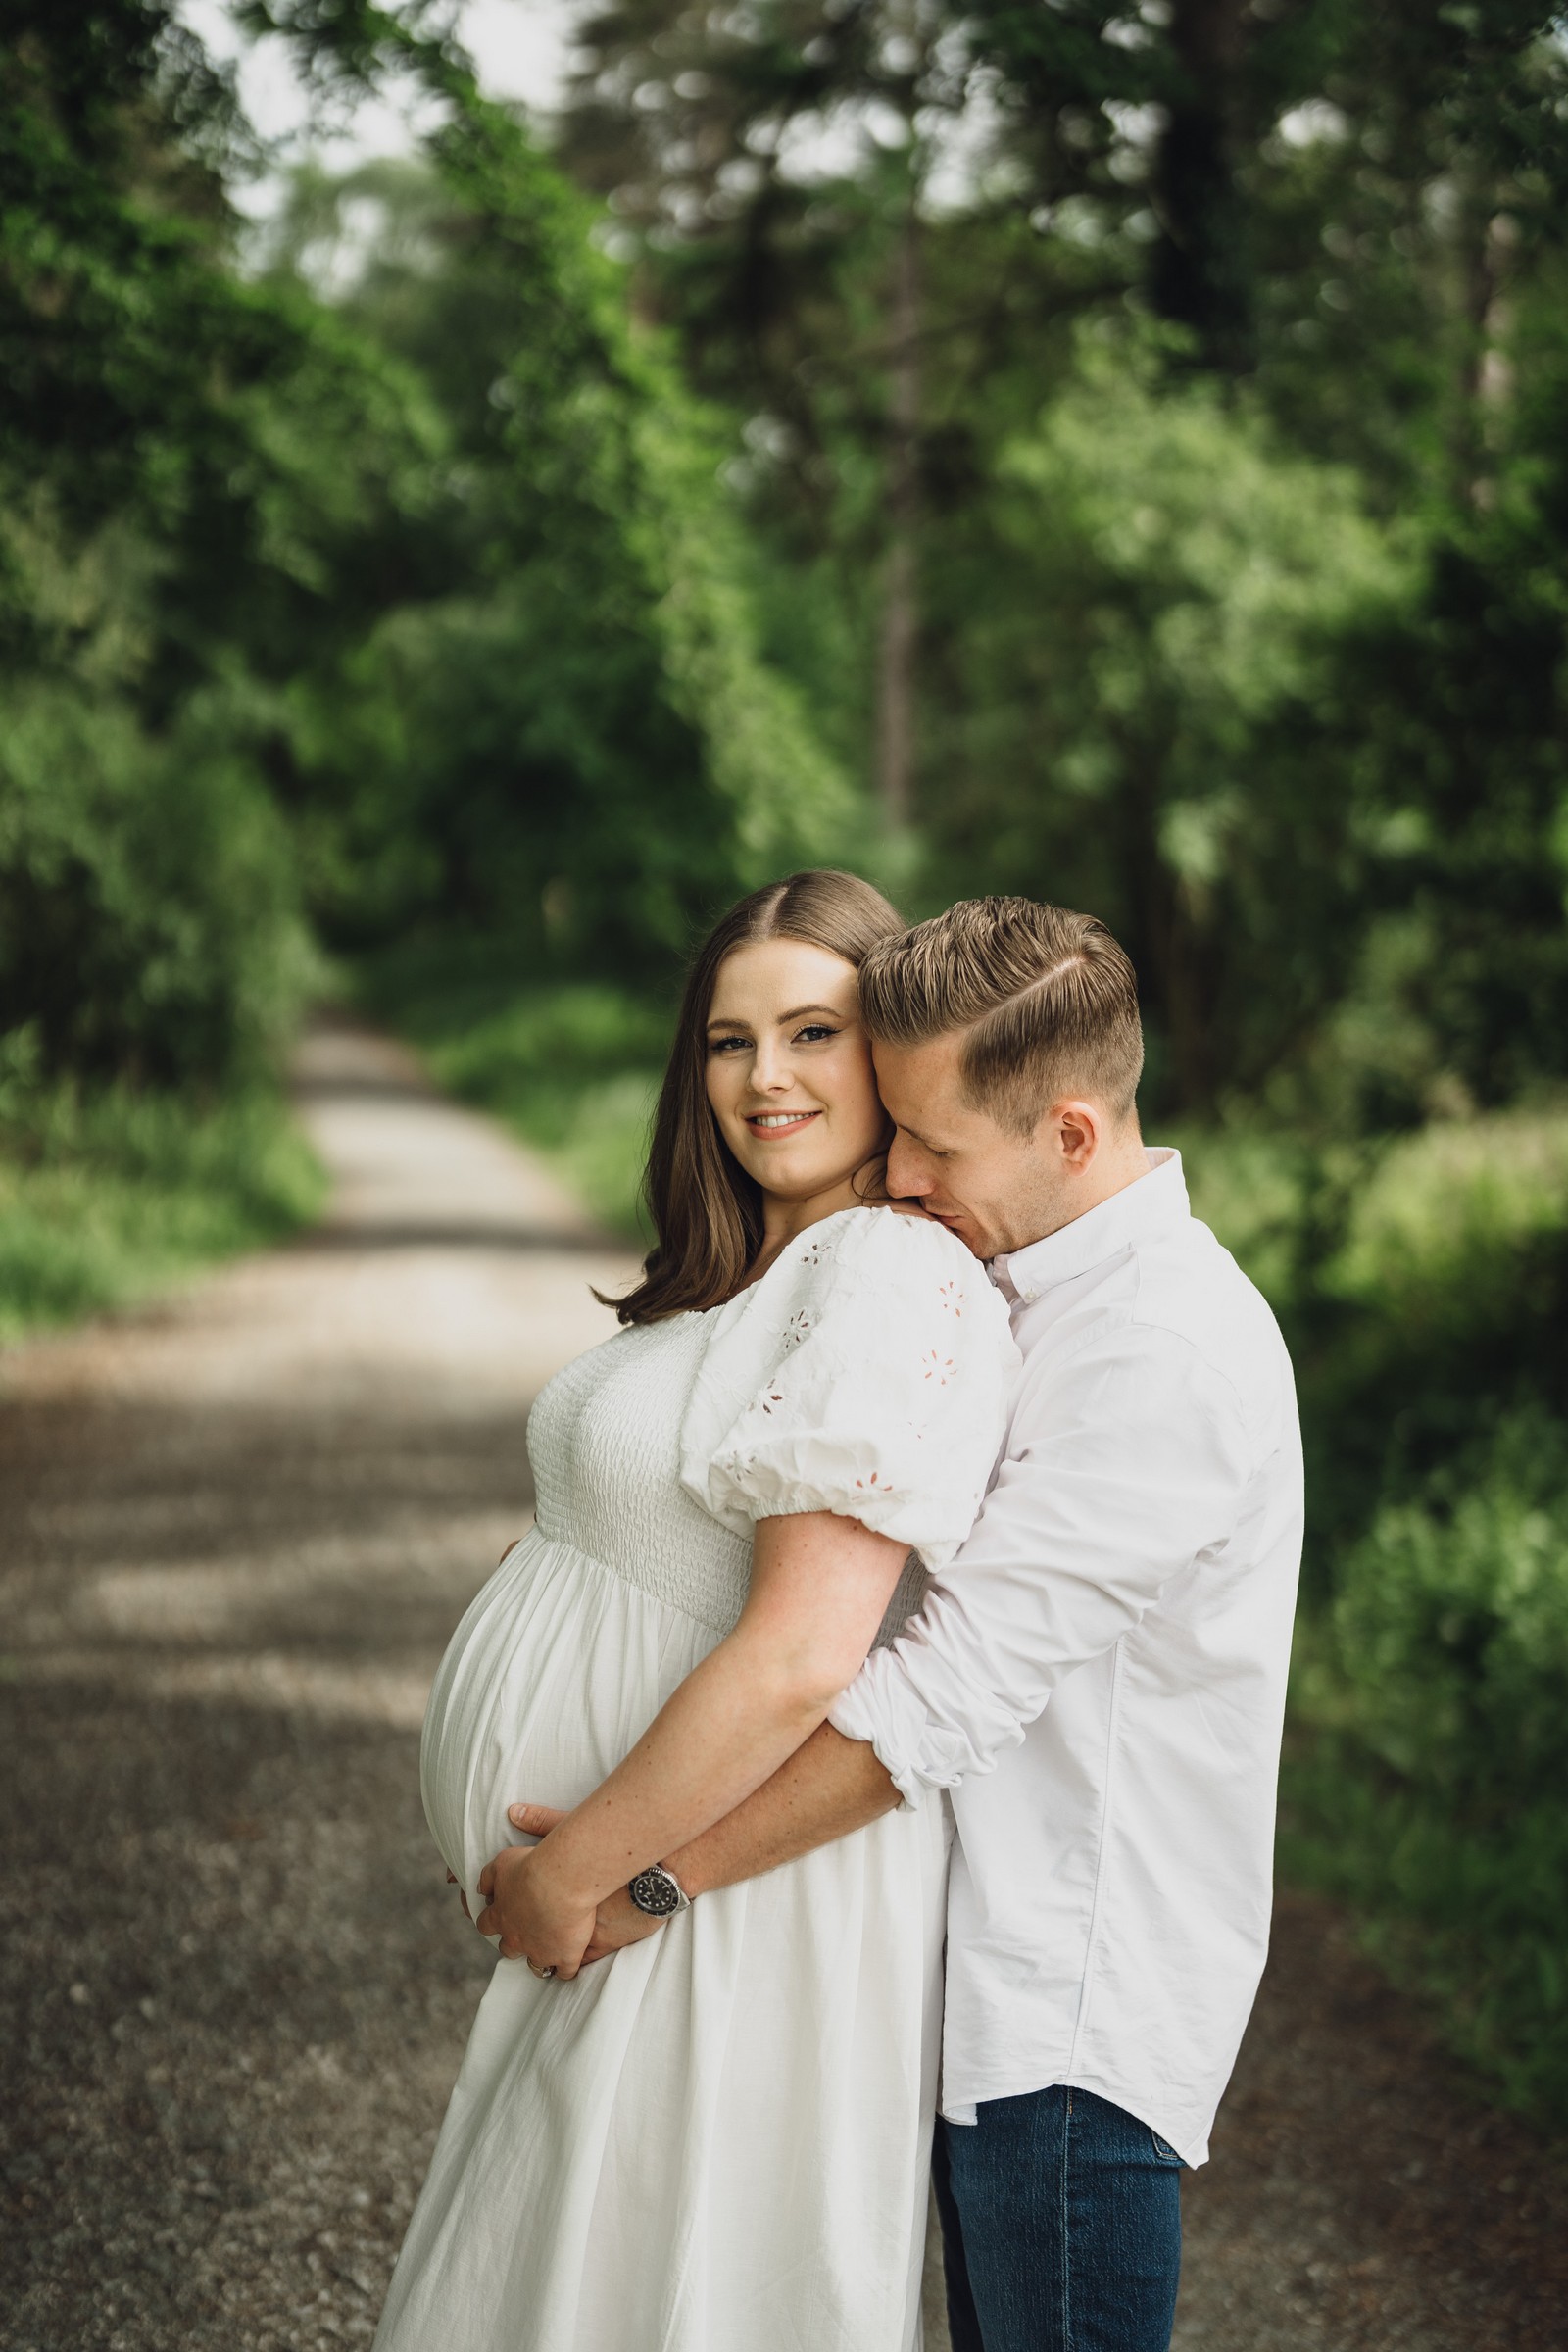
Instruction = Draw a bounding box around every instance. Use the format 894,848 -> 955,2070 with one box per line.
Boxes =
749,1039 -> 793,1093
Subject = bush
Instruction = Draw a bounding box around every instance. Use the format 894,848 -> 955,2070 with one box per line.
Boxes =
0,688 -> 313,1089
0,1053 -> 324,1340
1185,1113 -> 1568,2123
1184,1105 -> 1568,1574
1171,1122 -> 1319,1313
365,956 -> 669,1238
425,988 -> 665,1237
1333,1413 -> 1568,1807
1325,1111 -> 1568,1343
1283,1413 -> 1568,2123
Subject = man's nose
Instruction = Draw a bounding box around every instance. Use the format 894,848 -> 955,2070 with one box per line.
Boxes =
887,1137 -> 933,1197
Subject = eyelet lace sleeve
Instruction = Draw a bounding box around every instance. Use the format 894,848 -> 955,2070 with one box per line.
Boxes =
679,1207 -> 1019,1571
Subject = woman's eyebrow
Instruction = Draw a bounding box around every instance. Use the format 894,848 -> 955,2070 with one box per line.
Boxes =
706,1001 -> 847,1032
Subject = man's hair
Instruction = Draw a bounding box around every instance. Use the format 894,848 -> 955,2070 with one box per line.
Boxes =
858,897 -> 1144,1137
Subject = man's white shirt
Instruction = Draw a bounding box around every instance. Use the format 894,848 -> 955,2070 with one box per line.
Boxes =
830,1149 -> 1303,2165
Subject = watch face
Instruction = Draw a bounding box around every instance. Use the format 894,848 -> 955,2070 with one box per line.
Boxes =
630,1867 -> 683,1917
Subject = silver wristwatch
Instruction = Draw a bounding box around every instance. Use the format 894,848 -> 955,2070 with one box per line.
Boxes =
627,1861 -> 692,1917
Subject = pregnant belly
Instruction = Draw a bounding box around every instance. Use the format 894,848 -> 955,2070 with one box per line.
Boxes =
419,1526 -> 719,1928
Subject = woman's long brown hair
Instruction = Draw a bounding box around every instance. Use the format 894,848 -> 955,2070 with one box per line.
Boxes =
609,870 -> 906,1325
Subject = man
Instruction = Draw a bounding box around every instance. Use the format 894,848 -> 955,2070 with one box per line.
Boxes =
487,897 -> 1303,2352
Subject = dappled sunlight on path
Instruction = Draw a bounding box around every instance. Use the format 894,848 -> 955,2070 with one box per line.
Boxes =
1175,1889 -> 1568,2350
3,1025 -> 1564,2352
0,1024 -> 640,2350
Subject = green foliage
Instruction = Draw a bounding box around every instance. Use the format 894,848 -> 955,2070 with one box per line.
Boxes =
0,8 -> 436,702
1281,1412 -> 1568,2120
561,0 -> 1568,1125
7,0 -> 1568,2135
1327,1110 -> 1568,1329
1187,1109 -> 1568,2126
1173,1123 -> 1320,1314
1333,1412 -> 1568,1804
924,335 -> 1415,1106
0,2 -> 438,1093
0,1055 -> 323,1340
247,25 -> 859,970
1186,1105 -> 1568,1571
1309,1116 -> 1568,1570
368,954 -> 668,1235
1,2 -> 857,1106
0,1 -> 858,1367
0,684 -> 314,1086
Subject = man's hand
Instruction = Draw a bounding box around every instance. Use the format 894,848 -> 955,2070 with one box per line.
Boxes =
583,1885 -> 667,1964
496,1724 -> 898,1973
474,1838 -> 598,1981
508,1805 -> 667,1967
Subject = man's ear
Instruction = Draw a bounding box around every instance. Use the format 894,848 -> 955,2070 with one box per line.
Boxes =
1054,1099 -> 1102,1170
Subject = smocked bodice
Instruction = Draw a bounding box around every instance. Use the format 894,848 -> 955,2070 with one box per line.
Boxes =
524,1210 -> 1020,1643
527,1315 -> 754,1637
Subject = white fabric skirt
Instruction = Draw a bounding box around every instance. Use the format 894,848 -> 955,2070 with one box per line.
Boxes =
374,1528 -> 950,2352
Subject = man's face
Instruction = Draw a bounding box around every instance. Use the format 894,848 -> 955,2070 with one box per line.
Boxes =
873,1031 -> 1078,1260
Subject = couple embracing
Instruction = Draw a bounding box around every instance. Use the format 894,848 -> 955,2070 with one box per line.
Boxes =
373,873 -> 1303,2352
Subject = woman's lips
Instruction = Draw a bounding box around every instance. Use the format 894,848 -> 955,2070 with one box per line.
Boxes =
743,1109 -> 822,1137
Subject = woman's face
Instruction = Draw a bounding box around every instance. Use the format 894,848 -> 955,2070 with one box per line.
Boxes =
705,938 -> 887,1204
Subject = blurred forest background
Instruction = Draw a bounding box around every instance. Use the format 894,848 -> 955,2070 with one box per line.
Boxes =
4,0 -> 1568,2144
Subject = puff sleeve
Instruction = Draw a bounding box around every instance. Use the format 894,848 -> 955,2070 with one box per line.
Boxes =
679,1207 -> 1019,1571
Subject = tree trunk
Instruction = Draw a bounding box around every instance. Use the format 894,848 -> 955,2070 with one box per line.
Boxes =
875,197 -> 921,825
1457,202 -> 1516,508
1120,749 -> 1219,1115
1150,0 -> 1253,374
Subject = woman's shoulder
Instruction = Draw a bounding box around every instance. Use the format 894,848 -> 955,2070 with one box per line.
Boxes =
721,1203 -> 1007,1342
680,1204 -> 1019,1561
804,1201 -> 991,1289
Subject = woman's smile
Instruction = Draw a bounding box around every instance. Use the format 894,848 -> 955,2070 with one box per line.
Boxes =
744,1108 -> 822,1135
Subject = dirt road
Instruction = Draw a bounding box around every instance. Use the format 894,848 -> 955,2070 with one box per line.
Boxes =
2,1028 -> 1564,2351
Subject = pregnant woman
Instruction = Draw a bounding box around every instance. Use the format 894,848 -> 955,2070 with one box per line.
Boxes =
373,869 -> 1018,2352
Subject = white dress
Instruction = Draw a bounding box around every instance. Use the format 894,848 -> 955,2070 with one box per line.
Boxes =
374,1206 -> 1018,2352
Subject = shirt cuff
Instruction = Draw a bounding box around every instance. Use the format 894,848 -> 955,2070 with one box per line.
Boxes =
829,1649 -> 972,1808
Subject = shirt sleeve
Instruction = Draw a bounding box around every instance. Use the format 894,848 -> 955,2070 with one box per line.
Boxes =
679,1209 -> 1019,1571
828,1324 -> 1257,1804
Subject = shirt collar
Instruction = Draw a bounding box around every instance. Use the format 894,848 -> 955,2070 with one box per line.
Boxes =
990,1148 -> 1189,1304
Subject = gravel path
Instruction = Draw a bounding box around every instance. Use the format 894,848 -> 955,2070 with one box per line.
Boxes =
2,1026 -> 1564,2352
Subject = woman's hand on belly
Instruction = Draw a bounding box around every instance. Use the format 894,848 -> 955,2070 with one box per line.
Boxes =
475,1839 -> 600,1981
508,1806 -> 668,1967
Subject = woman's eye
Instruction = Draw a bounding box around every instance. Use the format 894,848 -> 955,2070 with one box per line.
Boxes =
794,1024 -> 838,1045
709,1035 -> 750,1054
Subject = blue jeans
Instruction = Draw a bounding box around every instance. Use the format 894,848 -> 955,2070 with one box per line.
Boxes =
932,2086 -> 1183,2352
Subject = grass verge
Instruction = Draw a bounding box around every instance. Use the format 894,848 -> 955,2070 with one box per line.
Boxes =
1279,1725 -> 1568,2130
1185,1109 -> 1568,2135
360,947 -> 669,1239
0,1078 -> 324,1344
